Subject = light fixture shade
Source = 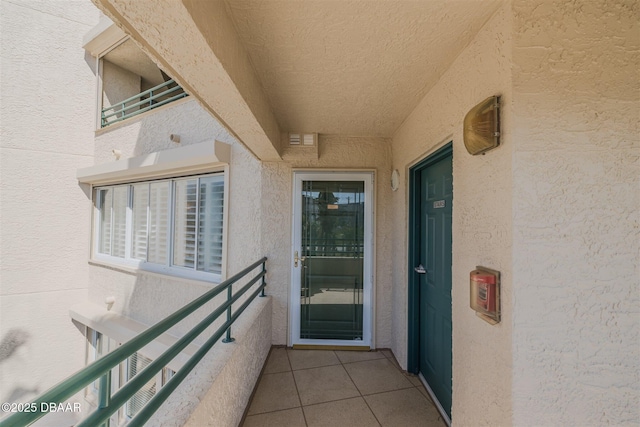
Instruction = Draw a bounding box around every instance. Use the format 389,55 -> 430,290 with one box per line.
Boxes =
463,96 -> 500,155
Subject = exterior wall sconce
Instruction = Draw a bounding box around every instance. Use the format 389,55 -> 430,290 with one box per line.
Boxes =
463,96 -> 500,155
391,169 -> 400,191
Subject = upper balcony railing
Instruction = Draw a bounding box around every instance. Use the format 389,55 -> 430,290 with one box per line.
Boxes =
101,79 -> 188,128
0,257 -> 267,427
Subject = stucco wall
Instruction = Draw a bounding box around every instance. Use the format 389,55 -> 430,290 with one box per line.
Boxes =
91,98 -> 263,333
177,296 -> 271,427
511,1 -> 640,425
87,96 -> 267,423
0,0 -> 99,406
102,60 -> 141,117
390,4 -> 513,425
261,135 -> 393,347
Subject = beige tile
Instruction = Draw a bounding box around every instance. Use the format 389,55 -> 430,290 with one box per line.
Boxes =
382,350 -> 402,370
344,358 -> 413,395
293,365 -> 360,405
264,347 -> 291,374
380,349 -> 394,359
405,373 -> 423,387
287,349 -> 340,371
247,372 -> 300,415
304,397 -> 381,427
287,349 -> 340,370
242,408 -> 307,427
417,385 -> 429,399
365,388 -> 443,427
335,350 -> 386,364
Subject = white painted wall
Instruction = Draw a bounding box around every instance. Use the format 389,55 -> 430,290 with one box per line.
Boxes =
0,0 -> 100,407
85,90 -> 270,424
260,135 -> 394,348
101,60 -> 141,123
390,4 -> 513,425
90,98 -> 263,335
179,296 -> 271,427
511,1 -> 640,425
391,1 -> 639,425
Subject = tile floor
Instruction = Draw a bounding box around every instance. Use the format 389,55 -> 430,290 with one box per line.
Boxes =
242,348 -> 447,427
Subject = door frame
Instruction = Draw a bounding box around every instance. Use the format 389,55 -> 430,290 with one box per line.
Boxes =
289,170 -> 374,348
407,142 -> 453,419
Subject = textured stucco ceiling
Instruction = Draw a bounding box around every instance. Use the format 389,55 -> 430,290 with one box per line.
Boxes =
223,0 -> 501,137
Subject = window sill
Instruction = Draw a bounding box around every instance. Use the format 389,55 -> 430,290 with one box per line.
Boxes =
70,302 -> 199,373
89,259 -> 223,288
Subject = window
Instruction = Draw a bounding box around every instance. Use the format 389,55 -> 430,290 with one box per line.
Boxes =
125,352 -> 156,419
94,173 -> 225,281
84,327 -> 178,423
86,328 -> 104,396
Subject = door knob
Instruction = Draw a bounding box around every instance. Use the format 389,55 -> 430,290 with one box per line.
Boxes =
414,264 -> 426,274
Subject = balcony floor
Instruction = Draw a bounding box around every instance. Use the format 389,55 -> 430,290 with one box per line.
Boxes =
242,347 -> 447,427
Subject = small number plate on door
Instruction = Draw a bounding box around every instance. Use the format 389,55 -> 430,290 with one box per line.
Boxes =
433,200 -> 445,208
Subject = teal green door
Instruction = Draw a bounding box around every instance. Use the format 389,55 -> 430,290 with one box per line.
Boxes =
416,150 -> 452,419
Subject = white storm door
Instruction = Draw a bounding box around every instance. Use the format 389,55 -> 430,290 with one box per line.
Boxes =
290,171 -> 373,347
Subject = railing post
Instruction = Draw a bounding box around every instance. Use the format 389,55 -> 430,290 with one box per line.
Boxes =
222,284 -> 235,343
98,370 -> 111,427
260,260 -> 267,297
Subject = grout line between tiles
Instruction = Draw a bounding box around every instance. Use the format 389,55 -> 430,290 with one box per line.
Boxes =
301,395 -> 366,409
247,348 -> 445,427
341,357 -> 383,427
287,349 -> 309,426
360,384 -> 418,398
289,362 -> 343,372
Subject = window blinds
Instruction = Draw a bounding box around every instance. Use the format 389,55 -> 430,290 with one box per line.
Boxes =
125,352 -> 156,419
131,184 -> 149,261
98,189 -> 112,255
198,176 -> 224,273
94,174 -> 224,277
112,186 -> 128,258
148,182 -> 169,264
173,179 -> 197,269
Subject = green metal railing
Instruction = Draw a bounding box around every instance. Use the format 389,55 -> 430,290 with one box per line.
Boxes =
101,79 -> 188,127
0,257 -> 267,427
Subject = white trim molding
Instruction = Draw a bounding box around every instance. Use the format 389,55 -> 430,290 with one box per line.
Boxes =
290,171 -> 374,348
77,140 -> 231,185
82,16 -> 127,57
70,302 -> 199,373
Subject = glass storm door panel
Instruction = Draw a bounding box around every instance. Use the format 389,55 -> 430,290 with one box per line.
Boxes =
291,172 -> 373,347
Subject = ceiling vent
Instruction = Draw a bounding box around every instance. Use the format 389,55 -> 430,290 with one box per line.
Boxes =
289,133 -> 317,146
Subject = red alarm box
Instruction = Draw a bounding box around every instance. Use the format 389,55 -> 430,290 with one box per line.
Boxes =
470,267 -> 500,324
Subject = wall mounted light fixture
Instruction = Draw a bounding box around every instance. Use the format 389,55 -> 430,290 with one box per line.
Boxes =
463,96 -> 500,155
391,169 -> 400,191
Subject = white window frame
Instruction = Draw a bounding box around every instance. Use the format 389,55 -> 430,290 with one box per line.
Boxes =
83,326 -> 178,424
92,172 -> 228,283
85,327 -> 103,401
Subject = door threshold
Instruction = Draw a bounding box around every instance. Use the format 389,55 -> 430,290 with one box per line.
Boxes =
292,344 -> 370,351
418,373 -> 451,427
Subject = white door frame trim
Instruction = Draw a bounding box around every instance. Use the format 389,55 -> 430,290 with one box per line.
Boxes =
289,171 -> 374,347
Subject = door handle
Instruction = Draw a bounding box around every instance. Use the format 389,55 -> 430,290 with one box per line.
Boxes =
414,264 -> 426,274
294,251 -> 306,267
